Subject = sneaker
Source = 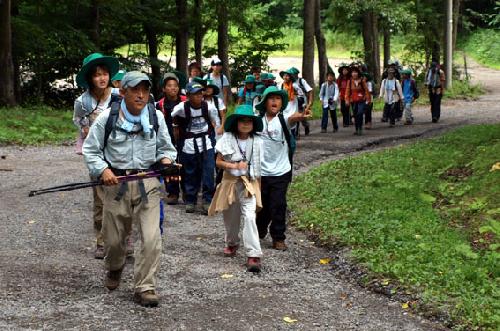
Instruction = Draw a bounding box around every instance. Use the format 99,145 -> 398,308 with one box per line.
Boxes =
404,121 -> 413,125
381,118 -> 388,123
134,290 -> 159,307
185,204 -> 196,213
94,245 -> 105,259
432,118 -> 438,123
272,240 -> 288,251
201,203 -> 210,215
223,245 -> 238,257
333,128 -> 338,132
246,257 -> 261,273
105,267 -> 123,290
365,122 -> 372,130
165,194 -> 179,205
304,127 -> 310,135
321,128 -> 327,133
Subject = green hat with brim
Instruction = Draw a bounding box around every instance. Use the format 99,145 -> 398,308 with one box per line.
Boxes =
255,84 -> 266,95
244,75 -> 256,84
76,53 -> 119,89
224,105 -> 263,132
400,69 -> 412,76
361,72 -> 373,81
279,69 -> 296,81
255,86 -> 288,114
111,70 -> 126,82
204,79 -> 220,95
289,67 -> 300,75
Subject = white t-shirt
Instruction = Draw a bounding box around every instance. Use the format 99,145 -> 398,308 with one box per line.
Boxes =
259,113 -> 292,177
171,101 -> 220,154
203,73 -> 230,100
228,139 -> 248,177
294,78 -> 313,104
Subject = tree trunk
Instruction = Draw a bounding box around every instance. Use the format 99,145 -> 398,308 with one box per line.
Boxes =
193,0 -> 203,64
302,0 -> 315,87
0,0 -> 17,107
175,0 -> 188,75
362,10 -> 381,84
314,0 -> 328,87
145,24 -> 161,98
452,0 -> 461,53
216,0 -> 230,81
383,25 -> 391,68
90,0 -> 100,49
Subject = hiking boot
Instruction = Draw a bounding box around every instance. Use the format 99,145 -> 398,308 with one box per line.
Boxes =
304,127 -> 310,135
105,267 -> 123,290
94,245 -> 105,259
333,128 -> 338,133
432,118 -> 438,123
201,203 -> 211,215
358,129 -> 363,136
185,204 -> 196,213
381,118 -> 388,123
365,122 -> 372,130
223,245 -> 239,257
272,240 -> 288,251
321,128 -> 327,133
165,194 -> 179,205
134,290 -> 159,308
246,257 -> 261,273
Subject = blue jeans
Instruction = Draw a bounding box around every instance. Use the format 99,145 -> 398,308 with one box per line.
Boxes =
179,149 -> 215,205
321,107 -> 338,130
352,102 -> 365,130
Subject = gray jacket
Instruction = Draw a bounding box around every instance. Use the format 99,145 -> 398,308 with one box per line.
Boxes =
83,108 -> 177,178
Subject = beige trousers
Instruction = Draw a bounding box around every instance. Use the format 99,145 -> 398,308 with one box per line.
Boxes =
92,183 -> 104,247
101,178 -> 162,293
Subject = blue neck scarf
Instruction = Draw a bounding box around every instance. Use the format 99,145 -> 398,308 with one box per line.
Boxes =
120,100 -> 150,133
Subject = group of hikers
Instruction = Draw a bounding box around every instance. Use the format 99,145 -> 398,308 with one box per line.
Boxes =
72,51 -> 446,307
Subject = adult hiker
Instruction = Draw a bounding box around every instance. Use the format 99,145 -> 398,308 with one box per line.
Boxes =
82,71 -> 177,307
319,70 -> 339,133
290,67 -> 313,137
336,63 -> 351,127
156,72 -> 187,205
203,58 -> 230,106
381,60 -> 403,122
73,52 -> 120,259
204,79 -> 227,140
188,62 -> 203,83
401,69 -> 420,125
172,81 -> 220,214
379,67 -> 404,128
237,75 -> 258,106
111,70 -> 126,89
345,66 -> 371,136
425,62 -> 446,123
256,86 -> 311,250
208,104 -> 264,273
362,71 -> 375,130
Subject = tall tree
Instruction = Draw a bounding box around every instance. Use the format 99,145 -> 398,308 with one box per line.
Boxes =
144,23 -> 161,97
0,0 -> 17,106
90,0 -> 100,48
302,0 -> 315,87
193,0 -> 204,64
362,9 -> 381,83
383,24 -> 391,68
314,0 -> 328,86
216,0 -> 230,81
176,0 -> 188,74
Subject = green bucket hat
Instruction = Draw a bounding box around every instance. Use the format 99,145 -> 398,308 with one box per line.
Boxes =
204,79 -> 220,95
244,75 -> 256,84
279,68 -> 296,81
255,86 -> 289,114
400,69 -> 412,76
261,73 -> 276,81
255,84 -> 266,95
111,70 -> 126,82
224,105 -> 263,132
192,76 -> 207,86
76,53 -> 119,89
289,67 -> 300,75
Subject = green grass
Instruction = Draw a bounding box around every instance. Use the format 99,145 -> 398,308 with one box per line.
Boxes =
0,106 -> 76,145
289,125 -> 500,330
461,29 -> 500,70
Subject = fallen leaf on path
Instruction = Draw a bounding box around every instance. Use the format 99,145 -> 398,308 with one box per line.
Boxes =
283,316 -> 298,323
220,273 -> 234,279
27,220 -> 36,224
490,162 -> 500,172
319,258 -> 331,265
381,279 -> 390,286
402,302 -> 409,309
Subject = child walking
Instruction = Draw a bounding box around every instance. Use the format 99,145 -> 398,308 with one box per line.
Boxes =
319,70 -> 339,133
208,105 -> 264,273
401,69 -> 419,125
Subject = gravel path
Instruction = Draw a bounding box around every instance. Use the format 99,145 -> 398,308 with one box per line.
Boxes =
1,59 -> 498,330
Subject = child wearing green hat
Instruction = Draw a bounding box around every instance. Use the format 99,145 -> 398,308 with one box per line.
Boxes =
111,70 -> 126,88
73,52 -> 120,259
237,75 -> 258,106
401,69 -> 419,125
208,105 -> 264,272
255,86 -> 311,250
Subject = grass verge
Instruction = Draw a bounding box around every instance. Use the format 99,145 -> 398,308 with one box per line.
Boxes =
461,29 -> 500,70
0,106 -> 75,145
288,124 -> 500,330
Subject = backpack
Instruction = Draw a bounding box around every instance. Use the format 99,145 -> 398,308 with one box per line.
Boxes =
103,96 -> 159,149
402,79 -> 420,100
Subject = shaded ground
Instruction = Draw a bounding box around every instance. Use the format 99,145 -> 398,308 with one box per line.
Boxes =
0,59 -> 498,330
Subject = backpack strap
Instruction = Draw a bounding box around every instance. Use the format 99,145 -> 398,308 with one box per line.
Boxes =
278,113 -> 293,164
103,102 -> 120,150
148,103 -> 159,139
213,97 -> 222,122
201,101 -> 214,132
297,78 -> 306,94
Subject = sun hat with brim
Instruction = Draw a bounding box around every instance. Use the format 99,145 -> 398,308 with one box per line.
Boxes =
255,84 -> 266,95
338,62 -> 350,73
161,72 -> 179,87
289,67 -> 300,75
255,86 -> 289,114
111,70 -> 126,82
244,75 -> 256,84
279,69 -> 296,81
192,76 -> 207,86
224,105 -> 263,133
76,53 -> 119,89
204,79 -> 220,95
186,81 -> 205,94
400,69 -> 412,76
121,71 -> 151,89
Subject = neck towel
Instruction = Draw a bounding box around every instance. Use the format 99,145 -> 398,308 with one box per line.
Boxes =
120,99 -> 150,133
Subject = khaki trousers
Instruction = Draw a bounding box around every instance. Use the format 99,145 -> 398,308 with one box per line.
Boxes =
102,178 -> 162,293
92,182 -> 104,247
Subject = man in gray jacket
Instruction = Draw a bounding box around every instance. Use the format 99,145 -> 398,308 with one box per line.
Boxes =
83,71 -> 177,307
